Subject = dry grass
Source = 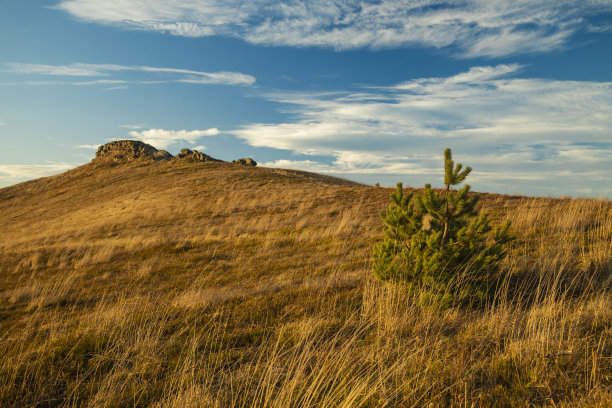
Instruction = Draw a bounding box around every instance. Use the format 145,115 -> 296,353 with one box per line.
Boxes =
0,159 -> 610,407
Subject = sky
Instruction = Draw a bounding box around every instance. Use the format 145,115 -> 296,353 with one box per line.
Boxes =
1,1 -> 611,197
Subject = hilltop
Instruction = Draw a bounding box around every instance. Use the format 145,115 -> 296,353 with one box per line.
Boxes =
0,143 -> 610,407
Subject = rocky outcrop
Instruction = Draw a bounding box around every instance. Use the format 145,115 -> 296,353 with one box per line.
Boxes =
175,149 -> 221,162
93,140 -> 231,165
153,150 -> 173,161
94,140 -> 171,162
232,158 -> 257,166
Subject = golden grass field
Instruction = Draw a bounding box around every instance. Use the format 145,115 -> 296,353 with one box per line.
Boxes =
0,158 -> 610,407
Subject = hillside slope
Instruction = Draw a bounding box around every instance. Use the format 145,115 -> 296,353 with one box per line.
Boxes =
0,145 -> 610,407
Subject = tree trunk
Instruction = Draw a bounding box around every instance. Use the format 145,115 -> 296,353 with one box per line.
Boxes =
440,184 -> 450,249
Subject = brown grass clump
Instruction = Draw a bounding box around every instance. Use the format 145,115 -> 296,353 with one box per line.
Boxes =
0,159 -> 610,407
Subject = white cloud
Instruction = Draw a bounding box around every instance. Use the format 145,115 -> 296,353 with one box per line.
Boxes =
128,128 -> 220,149
0,163 -> 74,181
178,72 -> 256,86
4,62 -> 125,76
262,159 -> 334,173
587,23 -> 612,33
55,0 -> 612,57
192,145 -> 206,151
2,63 -> 255,86
232,64 -> 612,196
121,124 -> 149,130
0,79 -> 128,87
104,85 -> 128,90
73,79 -> 127,86
76,144 -> 99,149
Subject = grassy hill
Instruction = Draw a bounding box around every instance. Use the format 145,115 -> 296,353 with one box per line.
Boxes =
0,152 -> 610,407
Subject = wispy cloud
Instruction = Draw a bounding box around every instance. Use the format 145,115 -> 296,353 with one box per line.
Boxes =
4,62 -> 125,76
232,64 -> 612,196
121,124 -> 149,130
0,79 -> 129,86
2,62 -> 255,87
55,0 -> 612,58
76,144 -> 99,149
128,128 -> 220,149
587,23 -> 612,33
0,162 -> 74,182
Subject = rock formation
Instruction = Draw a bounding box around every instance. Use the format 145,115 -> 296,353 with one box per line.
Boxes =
153,150 -> 174,161
175,148 -> 221,162
94,140 -> 171,162
232,158 -> 257,166
93,140 -> 251,166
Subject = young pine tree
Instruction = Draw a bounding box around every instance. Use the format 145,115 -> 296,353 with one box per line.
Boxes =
372,148 -> 513,302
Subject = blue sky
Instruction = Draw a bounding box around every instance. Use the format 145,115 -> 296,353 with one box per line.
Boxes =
1,1 -> 611,197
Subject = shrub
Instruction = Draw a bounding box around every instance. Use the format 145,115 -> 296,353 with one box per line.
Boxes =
372,148 -> 513,302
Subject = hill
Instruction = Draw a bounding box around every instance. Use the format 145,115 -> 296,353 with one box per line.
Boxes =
0,142 -> 610,407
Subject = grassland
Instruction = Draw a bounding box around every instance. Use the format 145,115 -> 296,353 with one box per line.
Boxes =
0,158 -> 610,407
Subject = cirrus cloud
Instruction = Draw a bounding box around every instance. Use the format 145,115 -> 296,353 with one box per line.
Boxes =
55,0 -> 612,58
2,62 -> 255,87
233,64 -> 612,196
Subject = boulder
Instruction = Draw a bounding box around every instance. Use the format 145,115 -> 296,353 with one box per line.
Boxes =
94,140 -> 169,162
175,149 -> 221,162
232,158 -> 257,166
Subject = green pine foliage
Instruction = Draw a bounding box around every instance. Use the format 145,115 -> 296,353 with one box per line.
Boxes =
373,148 -> 513,302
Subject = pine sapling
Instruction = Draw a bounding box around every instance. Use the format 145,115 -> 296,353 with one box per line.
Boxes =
372,148 -> 514,303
